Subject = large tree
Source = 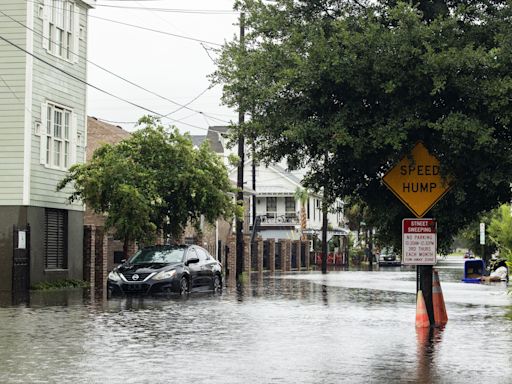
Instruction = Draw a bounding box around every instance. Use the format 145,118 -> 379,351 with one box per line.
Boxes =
215,0 -> 512,252
58,116 -> 236,256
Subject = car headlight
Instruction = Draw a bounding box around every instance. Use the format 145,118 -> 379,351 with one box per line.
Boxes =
108,271 -> 121,282
153,269 -> 177,281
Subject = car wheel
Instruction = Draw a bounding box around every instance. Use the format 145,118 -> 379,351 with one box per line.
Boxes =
179,277 -> 189,295
212,274 -> 222,293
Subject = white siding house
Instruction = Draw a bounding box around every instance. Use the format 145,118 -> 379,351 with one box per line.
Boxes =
0,0 -> 96,292
192,126 -> 347,242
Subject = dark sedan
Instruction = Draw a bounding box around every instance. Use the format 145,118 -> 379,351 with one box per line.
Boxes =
107,245 -> 223,296
378,247 -> 401,267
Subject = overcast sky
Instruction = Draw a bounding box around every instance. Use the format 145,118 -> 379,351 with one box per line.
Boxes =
87,0 -> 240,136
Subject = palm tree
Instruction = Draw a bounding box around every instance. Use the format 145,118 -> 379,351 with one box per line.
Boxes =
294,187 -> 309,241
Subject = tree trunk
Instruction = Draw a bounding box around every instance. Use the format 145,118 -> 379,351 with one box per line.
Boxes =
300,203 -> 307,241
123,236 -> 129,260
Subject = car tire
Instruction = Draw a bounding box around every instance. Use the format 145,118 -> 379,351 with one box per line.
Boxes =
179,277 -> 189,295
212,274 -> 222,293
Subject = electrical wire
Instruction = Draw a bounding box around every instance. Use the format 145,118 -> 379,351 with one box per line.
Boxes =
0,9 -> 231,125
93,4 -> 237,14
89,14 -> 224,46
0,33 -> 208,131
26,0 -> 226,46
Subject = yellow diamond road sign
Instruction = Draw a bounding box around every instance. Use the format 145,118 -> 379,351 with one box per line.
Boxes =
382,142 -> 453,218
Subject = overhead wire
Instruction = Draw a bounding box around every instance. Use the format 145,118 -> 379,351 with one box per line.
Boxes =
0,8 -> 232,126
89,14 -> 224,46
0,33 -> 208,131
93,4 -> 237,14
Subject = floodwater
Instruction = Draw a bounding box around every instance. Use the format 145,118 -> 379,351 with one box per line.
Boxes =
0,259 -> 511,384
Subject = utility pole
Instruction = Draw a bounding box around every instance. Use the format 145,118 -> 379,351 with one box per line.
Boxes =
252,141 -> 256,229
321,195 -> 328,274
235,12 -> 245,281
321,152 -> 329,274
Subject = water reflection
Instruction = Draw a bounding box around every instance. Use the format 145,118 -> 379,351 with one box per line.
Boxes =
0,266 -> 511,383
415,327 -> 445,384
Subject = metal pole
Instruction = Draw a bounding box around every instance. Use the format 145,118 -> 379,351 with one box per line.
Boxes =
419,265 -> 434,326
252,141 -> 256,228
235,12 -> 245,280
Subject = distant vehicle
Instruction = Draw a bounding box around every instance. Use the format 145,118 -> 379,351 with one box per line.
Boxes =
464,250 -> 474,259
107,244 -> 223,296
378,247 -> 401,266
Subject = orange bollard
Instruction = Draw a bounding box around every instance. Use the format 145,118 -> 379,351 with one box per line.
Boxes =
415,290 -> 430,328
432,269 -> 448,326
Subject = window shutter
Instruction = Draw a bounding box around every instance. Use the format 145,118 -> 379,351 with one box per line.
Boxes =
72,7 -> 80,63
40,103 -> 48,165
42,0 -> 51,52
70,113 -> 78,165
45,209 -> 68,269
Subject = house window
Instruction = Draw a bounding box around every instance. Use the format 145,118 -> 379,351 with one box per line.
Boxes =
42,0 -> 79,62
285,197 -> 296,222
266,197 -> 277,218
45,208 -> 68,270
41,103 -> 75,169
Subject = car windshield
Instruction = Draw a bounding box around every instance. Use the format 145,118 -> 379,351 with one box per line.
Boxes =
129,248 -> 185,265
381,247 -> 394,256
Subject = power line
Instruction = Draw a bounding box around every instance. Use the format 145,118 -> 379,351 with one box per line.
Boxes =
93,4 -> 237,14
0,9 -> 230,125
0,33 -> 207,131
26,0 -> 225,46
89,14 -> 224,46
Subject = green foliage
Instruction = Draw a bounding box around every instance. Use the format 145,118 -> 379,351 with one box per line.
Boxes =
488,204 -> 512,261
58,116 -> 236,245
31,279 -> 89,291
294,187 -> 308,205
215,0 -> 512,251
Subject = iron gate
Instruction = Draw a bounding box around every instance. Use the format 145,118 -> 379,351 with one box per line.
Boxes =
12,224 -> 30,298
275,241 -> 282,270
263,240 -> 269,270
291,243 -> 297,269
251,242 -> 258,270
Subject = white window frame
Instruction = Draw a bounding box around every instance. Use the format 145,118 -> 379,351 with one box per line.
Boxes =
41,0 -> 80,63
40,101 -> 77,170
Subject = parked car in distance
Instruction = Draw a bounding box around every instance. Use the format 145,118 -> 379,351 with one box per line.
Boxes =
378,247 -> 401,266
107,244 -> 222,296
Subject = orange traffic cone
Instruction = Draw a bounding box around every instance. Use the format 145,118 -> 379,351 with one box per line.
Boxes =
432,269 -> 448,326
415,290 -> 430,328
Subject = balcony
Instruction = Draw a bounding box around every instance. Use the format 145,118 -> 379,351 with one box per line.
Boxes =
259,213 -> 299,225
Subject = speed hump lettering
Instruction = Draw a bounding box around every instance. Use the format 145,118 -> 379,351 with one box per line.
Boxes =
383,142 -> 452,218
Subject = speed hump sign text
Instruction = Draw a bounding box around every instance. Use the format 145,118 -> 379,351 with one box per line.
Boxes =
402,219 -> 437,265
383,142 -> 452,218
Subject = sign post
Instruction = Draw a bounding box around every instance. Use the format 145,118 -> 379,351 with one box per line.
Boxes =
402,219 -> 437,265
382,142 -> 452,218
383,142 -> 453,327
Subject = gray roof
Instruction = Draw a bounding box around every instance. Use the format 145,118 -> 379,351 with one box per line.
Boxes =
190,135 -> 207,147
271,163 -> 303,185
209,125 -> 230,134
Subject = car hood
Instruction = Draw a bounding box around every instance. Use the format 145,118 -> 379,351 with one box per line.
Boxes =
117,262 -> 181,273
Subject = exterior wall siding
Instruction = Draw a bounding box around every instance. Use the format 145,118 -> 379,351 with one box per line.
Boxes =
0,0 -> 27,205
30,1 -> 88,211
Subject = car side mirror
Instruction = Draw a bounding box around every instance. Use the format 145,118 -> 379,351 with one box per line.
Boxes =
186,257 -> 200,265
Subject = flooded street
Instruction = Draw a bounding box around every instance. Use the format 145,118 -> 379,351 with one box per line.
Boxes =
0,259 -> 511,383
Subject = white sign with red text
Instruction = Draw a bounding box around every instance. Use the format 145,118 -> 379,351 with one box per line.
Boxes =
402,219 -> 437,265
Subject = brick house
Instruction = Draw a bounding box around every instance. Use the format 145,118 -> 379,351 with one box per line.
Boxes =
84,116 -> 132,273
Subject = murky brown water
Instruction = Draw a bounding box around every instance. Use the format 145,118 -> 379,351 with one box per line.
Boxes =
0,260 -> 511,383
